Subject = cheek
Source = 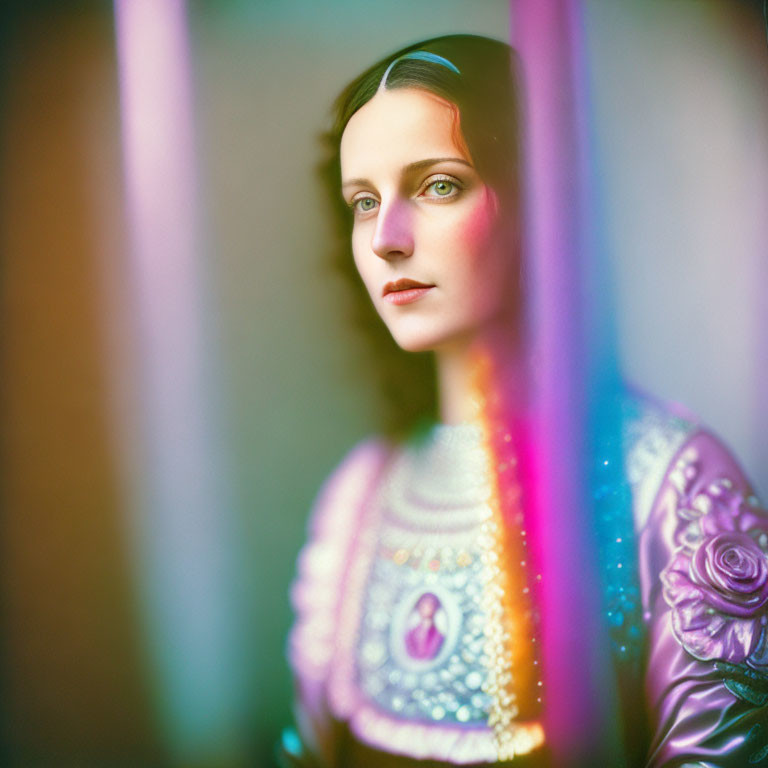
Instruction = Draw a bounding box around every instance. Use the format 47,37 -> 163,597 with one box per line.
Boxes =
444,190 -> 503,288
447,192 -> 513,325
456,189 -> 498,257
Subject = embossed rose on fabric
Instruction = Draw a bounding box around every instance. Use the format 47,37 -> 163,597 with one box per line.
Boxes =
662,483 -> 768,663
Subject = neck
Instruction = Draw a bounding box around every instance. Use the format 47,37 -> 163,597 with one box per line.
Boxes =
434,321 -> 524,427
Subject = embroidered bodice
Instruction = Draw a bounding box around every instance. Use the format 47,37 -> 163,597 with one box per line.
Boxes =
355,423 -> 503,728
315,422 -> 543,764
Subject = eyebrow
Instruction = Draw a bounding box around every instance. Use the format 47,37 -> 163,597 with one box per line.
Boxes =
341,157 -> 474,189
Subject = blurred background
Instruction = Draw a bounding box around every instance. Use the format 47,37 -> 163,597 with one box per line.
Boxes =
1,1 -> 766,766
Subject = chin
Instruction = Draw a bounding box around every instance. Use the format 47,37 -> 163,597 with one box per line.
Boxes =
385,324 -> 437,354
393,336 -> 438,354
388,323 -> 467,355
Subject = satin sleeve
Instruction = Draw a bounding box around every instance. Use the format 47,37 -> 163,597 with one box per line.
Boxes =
638,430 -> 768,767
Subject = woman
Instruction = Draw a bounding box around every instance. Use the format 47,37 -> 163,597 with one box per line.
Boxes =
285,35 -> 768,767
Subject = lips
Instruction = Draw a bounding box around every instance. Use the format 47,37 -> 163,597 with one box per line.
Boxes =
382,278 -> 435,306
382,278 -> 434,297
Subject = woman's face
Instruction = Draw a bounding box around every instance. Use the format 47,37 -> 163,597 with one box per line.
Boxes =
417,593 -> 438,619
340,87 -> 515,354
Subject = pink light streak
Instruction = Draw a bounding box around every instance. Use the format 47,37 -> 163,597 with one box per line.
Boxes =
114,0 -> 246,760
512,0 -> 621,762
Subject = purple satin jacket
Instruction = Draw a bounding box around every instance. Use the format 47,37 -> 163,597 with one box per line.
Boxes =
639,429 -> 768,767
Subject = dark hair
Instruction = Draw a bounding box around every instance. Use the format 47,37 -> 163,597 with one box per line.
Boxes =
319,34 -> 523,438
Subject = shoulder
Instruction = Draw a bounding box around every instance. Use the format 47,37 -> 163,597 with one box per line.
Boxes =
637,399 -> 767,666
621,389 -> 699,529
297,433 -> 393,581
304,436 -> 393,538
288,436 -> 393,679
623,387 -> 763,551
623,388 -> 760,530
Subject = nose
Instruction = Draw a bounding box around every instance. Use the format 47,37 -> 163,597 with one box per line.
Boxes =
371,198 -> 414,260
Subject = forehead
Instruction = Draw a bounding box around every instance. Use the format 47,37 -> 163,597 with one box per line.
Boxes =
340,88 -> 468,179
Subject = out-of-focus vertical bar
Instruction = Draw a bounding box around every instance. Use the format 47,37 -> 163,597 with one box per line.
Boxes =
113,0 -> 246,763
512,1 -> 622,763
759,158 -> 768,499
759,1 -> 768,498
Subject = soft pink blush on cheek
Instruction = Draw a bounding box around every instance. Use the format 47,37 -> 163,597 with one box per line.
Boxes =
420,191 -> 490,255
448,187 -> 498,255
450,188 -> 509,317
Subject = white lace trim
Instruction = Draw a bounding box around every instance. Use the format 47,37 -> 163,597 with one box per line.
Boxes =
288,438 -> 390,681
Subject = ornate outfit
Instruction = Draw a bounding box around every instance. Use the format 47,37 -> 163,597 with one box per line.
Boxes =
285,396 -> 768,767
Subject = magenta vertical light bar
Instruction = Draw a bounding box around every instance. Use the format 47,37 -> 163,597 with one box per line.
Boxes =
512,0 -> 618,762
114,0 -> 245,761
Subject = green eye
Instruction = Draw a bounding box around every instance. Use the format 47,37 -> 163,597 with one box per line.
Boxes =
425,179 -> 458,198
353,197 -> 378,214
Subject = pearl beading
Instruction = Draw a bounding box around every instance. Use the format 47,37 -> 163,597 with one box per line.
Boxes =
357,424 -> 498,726
470,354 -> 541,759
